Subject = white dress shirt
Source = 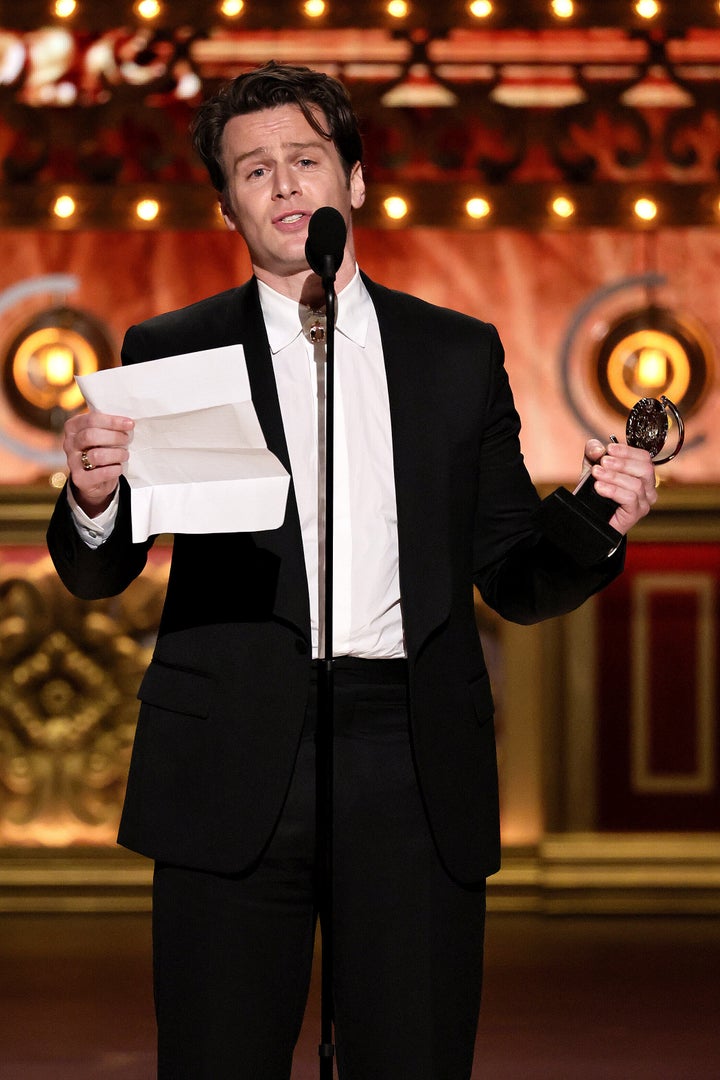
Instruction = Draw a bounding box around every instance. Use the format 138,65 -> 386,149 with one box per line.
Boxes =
258,270 -> 404,658
70,269 -> 405,659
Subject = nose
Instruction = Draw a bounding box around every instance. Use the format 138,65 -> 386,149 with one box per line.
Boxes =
273,164 -> 300,200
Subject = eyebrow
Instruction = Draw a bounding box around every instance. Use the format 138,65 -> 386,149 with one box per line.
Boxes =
233,140 -> 328,167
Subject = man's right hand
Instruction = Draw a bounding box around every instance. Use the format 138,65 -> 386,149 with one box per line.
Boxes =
64,410 -> 134,517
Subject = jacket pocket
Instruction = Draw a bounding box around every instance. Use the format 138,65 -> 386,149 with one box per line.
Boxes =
468,670 -> 494,728
137,660 -> 211,719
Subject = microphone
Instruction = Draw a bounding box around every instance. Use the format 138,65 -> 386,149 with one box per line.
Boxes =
305,206 -> 347,283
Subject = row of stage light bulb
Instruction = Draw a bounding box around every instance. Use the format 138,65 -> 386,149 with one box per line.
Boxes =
53,195 -> 162,221
48,0 -> 720,23
385,195 -> 684,222
49,192 -> 718,225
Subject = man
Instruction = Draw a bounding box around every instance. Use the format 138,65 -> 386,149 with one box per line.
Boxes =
47,62 -> 657,1079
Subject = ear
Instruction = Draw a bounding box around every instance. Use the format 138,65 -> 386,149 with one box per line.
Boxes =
349,161 -> 365,210
220,197 -> 238,233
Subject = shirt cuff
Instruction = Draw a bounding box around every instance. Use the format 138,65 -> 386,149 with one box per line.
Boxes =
67,484 -> 120,549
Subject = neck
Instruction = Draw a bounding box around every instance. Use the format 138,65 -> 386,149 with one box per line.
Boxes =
253,248 -> 357,306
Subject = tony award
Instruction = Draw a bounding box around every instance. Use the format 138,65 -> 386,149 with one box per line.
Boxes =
536,395 -> 685,566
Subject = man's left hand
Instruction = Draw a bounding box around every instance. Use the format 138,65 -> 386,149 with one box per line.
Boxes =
582,439 -> 658,535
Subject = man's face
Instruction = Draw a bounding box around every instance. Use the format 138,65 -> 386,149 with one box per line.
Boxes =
219,104 -> 365,297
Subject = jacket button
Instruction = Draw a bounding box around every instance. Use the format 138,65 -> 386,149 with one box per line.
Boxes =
294,638 -> 309,655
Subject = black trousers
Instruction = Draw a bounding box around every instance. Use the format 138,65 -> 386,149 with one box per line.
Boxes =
152,659 -> 486,1079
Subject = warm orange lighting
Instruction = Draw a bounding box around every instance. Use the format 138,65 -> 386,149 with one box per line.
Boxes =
636,347 -> 668,389
44,345 -> 76,386
53,195 -> 76,219
551,0 -> 574,18
5,307 -> 115,431
135,0 -> 161,18
383,196 -> 409,221
54,0 -> 77,16
220,0 -> 244,13
469,0 -> 493,16
635,0 -> 660,17
634,197 -> 658,221
136,198 -> 160,222
11,329 -> 90,412
303,0 -> 326,16
551,196 -> 575,219
603,327 -> 693,411
466,197 -> 491,220
387,0 -> 409,16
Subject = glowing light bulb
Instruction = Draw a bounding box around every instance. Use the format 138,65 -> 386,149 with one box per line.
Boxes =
136,0 -> 161,19
136,198 -> 160,222
303,0 -> 326,16
54,0 -> 77,16
634,197 -> 657,221
383,196 -> 409,220
469,0 -> 493,16
635,0 -> 660,18
551,0 -> 574,18
220,0 -> 244,13
387,0 -> 409,16
45,345 -> 75,386
551,196 -> 575,219
636,347 -> 668,389
466,197 -> 491,220
53,195 -> 76,219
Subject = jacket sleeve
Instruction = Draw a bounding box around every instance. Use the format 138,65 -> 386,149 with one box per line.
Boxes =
472,326 -> 624,625
47,476 -> 153,600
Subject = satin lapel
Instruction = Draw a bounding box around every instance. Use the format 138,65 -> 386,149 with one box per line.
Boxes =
363,275 -> 452,657
236,280 -> 310,642
235,279 -> 291,470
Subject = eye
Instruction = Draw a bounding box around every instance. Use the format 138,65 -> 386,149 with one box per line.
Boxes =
248,166 -> 266,179
298,158 -> 316,168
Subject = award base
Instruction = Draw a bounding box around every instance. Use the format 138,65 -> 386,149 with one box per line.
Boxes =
535,478 -> 622,567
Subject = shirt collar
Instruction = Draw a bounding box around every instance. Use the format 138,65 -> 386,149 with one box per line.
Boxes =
258,267 -> 372,354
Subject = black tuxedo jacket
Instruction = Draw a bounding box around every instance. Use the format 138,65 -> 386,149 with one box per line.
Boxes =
48,274 -> 622,885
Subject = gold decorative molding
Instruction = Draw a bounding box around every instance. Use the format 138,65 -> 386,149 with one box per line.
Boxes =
2,835 -> 718,914
0,484 -> 59,544
535,832 -> 720,915
0,541 -> 168,848
0,846 -> 152,912
488,833 -> 720,915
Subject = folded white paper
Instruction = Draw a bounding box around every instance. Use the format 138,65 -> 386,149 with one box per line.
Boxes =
76,345 -> 290,542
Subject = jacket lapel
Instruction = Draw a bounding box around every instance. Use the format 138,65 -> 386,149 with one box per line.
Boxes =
363,275 -> 452,657
236,279 -> 311,643
235,278 -> 291,471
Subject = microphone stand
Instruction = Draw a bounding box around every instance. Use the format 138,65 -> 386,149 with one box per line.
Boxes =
317,253 -> 337,1079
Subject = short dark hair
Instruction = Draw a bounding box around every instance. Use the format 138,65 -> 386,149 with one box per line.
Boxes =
191,61 -> 363,196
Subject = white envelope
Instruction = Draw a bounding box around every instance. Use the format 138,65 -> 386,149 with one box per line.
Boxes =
76,345 -> 290,543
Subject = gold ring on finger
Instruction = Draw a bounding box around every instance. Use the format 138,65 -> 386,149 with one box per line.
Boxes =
81,450 -> 95,472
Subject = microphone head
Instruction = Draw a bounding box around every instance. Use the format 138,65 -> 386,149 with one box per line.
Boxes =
305,206 -> 347,279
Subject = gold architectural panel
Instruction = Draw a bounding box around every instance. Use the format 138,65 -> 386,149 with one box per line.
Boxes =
0,552 -> 168,846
